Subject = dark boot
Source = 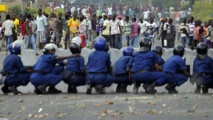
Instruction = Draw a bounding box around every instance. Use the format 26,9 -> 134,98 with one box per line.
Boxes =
86,85 -> 92,94
194,85 -> 201,94
202,85 -> 208,94
116,84 -> 122,93
121,84 -> 128,93
146,82 -> 157,94
133,82 -> 141,94
68,85 -> 77,93
143,84 -> 149,93
48,86 -> 62,94
34,84 -> 48,94
64,43 -> 67,49
96,84 -> 105,94
1,85 -> 12,95
9,85 -> 22,95
165,84 -> 178,94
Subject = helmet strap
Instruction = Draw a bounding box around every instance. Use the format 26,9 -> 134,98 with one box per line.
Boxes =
139,47 -> 150,52
196,54 -> 207,60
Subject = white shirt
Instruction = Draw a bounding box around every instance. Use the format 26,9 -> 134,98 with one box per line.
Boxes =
36,15 -> 48,32
138,20 -> 149,34
82,8 -> 87,16
108,7 -> 113,16
147,22 -> 158,34
31,20 -> 37,33
88,20 -> 91,30
119,19 -> 124,32
179,23 -> 189,37
143,11 -> 150,20
71,7 -> 76,14
110,19 -> 120,34
188,22 -> 195,36
2,20 -> 14,36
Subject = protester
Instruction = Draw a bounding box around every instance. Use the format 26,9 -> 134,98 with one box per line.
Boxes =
2,14 -> 14,54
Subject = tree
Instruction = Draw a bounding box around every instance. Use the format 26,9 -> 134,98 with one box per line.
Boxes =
9,5 -> 21,15
192,0 -> 213,22
151,0 -> 180,8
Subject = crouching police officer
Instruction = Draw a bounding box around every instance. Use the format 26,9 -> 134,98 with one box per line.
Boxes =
114,47 -> 134,93
152,46 -> 165,70
86,36 -> 114,94
191,42 -> 213,94
131,38 -> 168,94
163,45 -> 191,94
62,37 -> 86,93
30,43 -> 79,94
2,40 -> 31,95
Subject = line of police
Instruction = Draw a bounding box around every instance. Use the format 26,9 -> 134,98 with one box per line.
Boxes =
1,36 -> 213,95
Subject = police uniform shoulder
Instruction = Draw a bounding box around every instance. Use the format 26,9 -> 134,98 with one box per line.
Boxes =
134,51 -> 140,54
43,54 -> 56,58
79,55 -> 85,59
121,56 -> 132,59
206,56 -> 213,60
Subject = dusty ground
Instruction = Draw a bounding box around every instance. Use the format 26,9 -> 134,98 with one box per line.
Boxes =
0,93 -> 213,120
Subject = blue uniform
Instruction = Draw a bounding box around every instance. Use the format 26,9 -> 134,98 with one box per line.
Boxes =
30,54 -> 64,87
152,53 -> 165,70
193,56 -> 213,87
131,51 -> 167,85
64,56 -> 86,86
163,55 -> 188,86
3,54 -> 30,86
157,56 -> 165,66
114,56 -> 133,85
87,51 -> 114,87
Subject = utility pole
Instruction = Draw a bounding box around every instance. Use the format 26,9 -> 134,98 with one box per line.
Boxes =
20,0 -> 23,14
35,0 -> 38,8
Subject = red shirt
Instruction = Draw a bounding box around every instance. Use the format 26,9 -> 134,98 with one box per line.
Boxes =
20,22 -> 25,36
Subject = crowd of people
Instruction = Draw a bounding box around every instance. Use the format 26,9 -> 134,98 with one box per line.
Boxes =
0,3 -> 213,95
0,3 -> 212,53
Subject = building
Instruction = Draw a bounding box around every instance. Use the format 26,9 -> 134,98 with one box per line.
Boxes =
1,0 -> 50,10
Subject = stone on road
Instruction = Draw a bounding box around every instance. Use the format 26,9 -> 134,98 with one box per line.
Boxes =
0,93 -> 213,120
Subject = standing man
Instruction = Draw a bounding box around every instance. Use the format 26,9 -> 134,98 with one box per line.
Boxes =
158,18 -> 167,47
31,15 -> 37,44
55,13 -> 63,47
130,17 -> 140,47
67,13 -> 79,46
188,16 -> 195,48
2,14 -> 14,54
102,15 -> 111,44
62,13 -> 69,49
11,14 -> 19,41
166,19 -> 176,48
35,8 -> 48,50
138,17 -> 149,38
123,16 -> 131,46
147,18 -> 158,48
24,14 -> 38,55
109,14 -> 122,49
117,15 -> 124,49
108,4 -> 113,17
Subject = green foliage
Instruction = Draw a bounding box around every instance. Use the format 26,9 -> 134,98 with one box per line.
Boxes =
25,8 -> 37,15
43,8 -> 65,16
192,0 -> 213,22
9,5 -> 21,15
180,2 -> 191,10
31,7 -> 65,17
151,0 -> 180,8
